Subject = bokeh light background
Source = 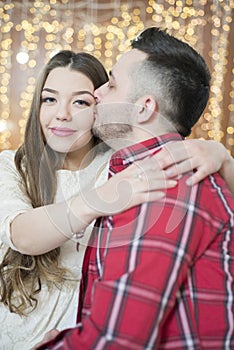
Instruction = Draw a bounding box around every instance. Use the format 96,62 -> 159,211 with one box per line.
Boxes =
0,0 -> 233,156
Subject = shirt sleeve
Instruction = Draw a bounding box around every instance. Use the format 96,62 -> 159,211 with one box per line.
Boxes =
0,151 -> 32,250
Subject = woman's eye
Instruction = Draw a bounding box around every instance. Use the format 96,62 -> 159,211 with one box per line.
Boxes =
41,97 -> 56,103
74,99 -> 91,107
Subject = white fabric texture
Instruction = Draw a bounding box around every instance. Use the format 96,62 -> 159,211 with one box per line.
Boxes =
0,149 -> 111,350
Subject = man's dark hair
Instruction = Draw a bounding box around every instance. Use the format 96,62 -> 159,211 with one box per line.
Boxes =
131,27 -> 211,136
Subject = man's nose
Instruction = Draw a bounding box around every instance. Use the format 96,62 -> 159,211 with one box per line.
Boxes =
94,81 -> 108,103
94,88 -> 101,104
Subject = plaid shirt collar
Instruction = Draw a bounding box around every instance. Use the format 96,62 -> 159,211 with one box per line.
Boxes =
109,132 -> 183,169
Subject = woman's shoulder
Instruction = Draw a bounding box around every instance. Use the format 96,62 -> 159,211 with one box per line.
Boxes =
0,149 -> 16,165
0,150 -> 17,173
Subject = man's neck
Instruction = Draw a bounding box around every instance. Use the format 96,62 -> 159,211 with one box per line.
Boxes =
107,126 -> 174,151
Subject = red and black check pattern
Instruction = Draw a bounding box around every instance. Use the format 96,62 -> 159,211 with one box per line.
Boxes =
39,133 -> 234,349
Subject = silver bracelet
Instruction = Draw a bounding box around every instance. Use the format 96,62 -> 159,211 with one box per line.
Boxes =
67,199 -> 85,240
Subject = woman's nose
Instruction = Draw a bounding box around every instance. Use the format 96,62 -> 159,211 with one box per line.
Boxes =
56,104 -> 72,121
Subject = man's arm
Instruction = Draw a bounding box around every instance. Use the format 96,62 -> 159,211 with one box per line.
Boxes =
152,139 -> 234,196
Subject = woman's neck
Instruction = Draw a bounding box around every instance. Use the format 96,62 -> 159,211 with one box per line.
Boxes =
62,138 -> 95,171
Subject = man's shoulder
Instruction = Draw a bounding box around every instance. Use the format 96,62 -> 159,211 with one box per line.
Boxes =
193,172 -> 234,222
200,172 -> 233,198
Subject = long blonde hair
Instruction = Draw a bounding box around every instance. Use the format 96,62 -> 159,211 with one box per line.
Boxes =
0,51 -> 108,315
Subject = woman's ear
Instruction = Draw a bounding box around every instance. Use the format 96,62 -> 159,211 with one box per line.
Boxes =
136,96 -> 157,123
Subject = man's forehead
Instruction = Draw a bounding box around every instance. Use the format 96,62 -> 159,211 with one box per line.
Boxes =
112,49 -> 147,77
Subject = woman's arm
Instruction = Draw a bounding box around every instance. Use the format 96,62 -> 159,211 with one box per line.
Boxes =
152,139 -> 234,196
6,139 -> 234,256
11,160 -> 177,255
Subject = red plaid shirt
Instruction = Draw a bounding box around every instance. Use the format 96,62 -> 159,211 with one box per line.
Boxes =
39,133 -> 234,350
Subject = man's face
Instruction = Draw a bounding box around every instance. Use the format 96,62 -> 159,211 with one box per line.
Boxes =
93,49 -> 147,147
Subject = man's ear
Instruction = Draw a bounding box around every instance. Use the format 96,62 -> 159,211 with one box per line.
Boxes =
136,96 -> 157,123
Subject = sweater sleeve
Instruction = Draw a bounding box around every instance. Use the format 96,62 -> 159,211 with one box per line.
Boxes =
0,150 -> 32,250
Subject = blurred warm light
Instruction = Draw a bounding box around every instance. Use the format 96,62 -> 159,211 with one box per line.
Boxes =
0,120 -> 7,132
16,50 -> 29,64
0,0 -> 233,155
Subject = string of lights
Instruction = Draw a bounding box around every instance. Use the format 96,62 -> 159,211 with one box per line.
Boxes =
0,0 -> 233,155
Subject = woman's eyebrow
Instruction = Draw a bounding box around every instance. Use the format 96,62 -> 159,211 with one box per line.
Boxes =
42,88 -> 95,99
42,88 -> 58,94
72,90 -> 95,99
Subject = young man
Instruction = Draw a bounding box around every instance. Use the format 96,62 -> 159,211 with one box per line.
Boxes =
38,27 -> 234,349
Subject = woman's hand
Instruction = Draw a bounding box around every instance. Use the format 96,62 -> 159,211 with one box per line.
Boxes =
152,139 -> 233,190
78,157 -> 177,218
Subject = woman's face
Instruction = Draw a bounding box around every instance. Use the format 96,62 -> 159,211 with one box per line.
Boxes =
40,67 -> 96,155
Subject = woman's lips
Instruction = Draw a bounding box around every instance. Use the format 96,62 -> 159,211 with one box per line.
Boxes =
49,127 -> 76,137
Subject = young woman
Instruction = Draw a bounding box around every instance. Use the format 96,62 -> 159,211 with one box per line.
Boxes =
0,50 -> 232,350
